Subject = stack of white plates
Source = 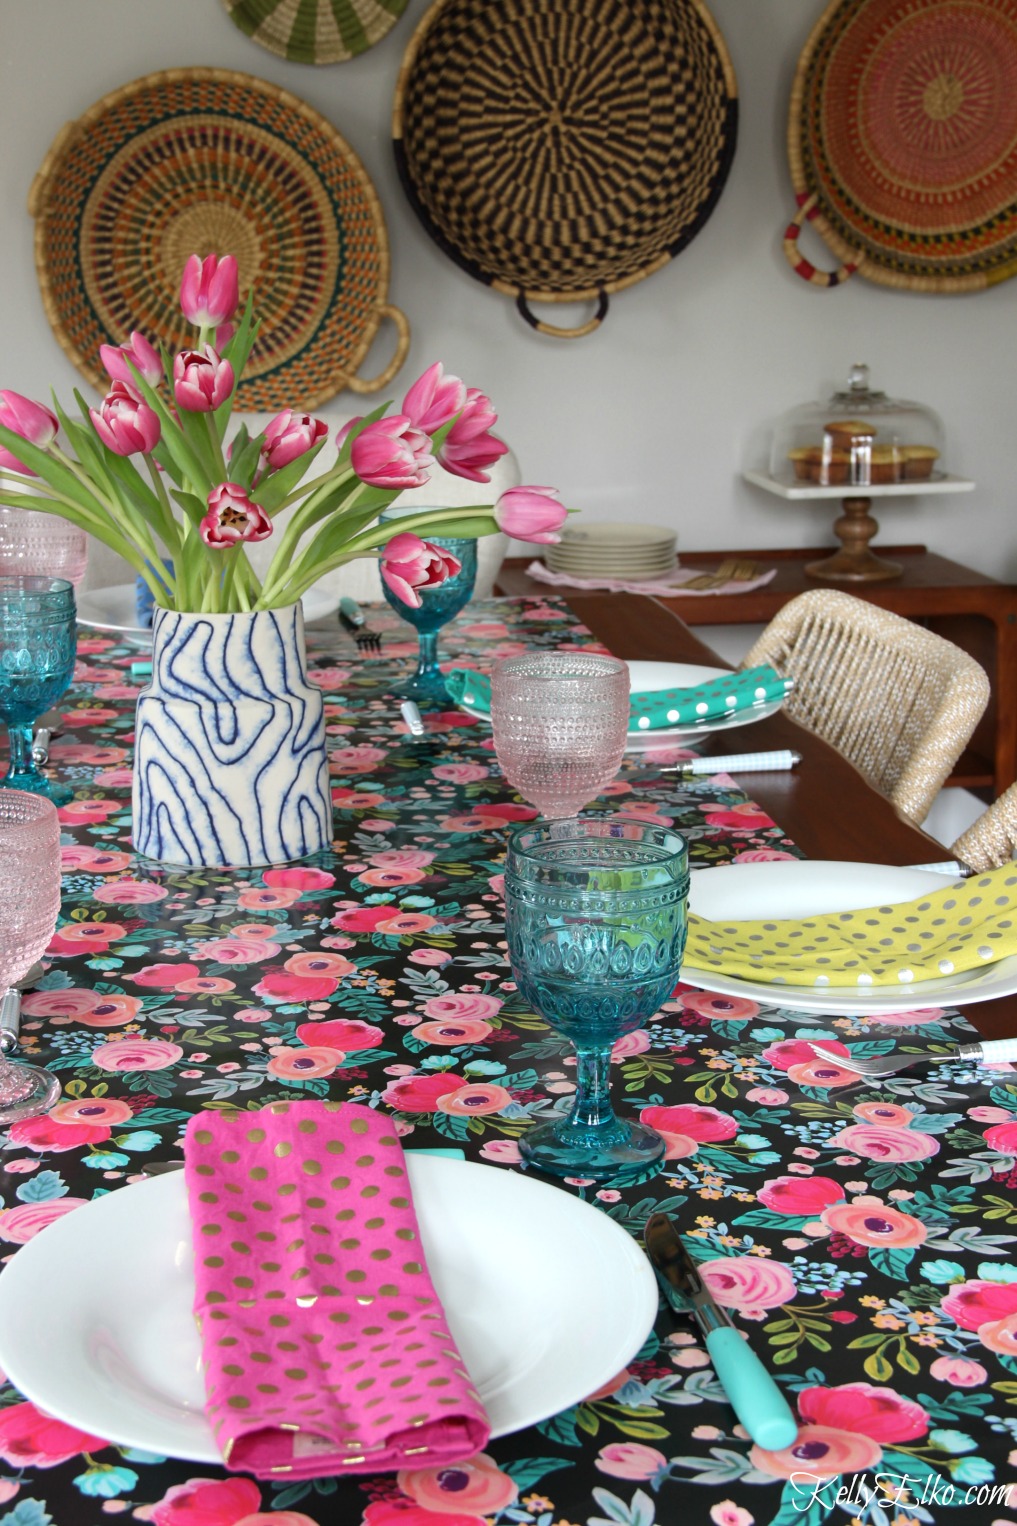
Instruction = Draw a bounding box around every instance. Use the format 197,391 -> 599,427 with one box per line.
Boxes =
545,521 -> 677,581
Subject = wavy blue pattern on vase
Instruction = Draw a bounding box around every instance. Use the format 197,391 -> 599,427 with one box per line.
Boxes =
132,604 -> 331,867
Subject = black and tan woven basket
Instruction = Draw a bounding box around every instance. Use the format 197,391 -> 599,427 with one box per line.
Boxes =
393,0 -> 738,338
220,0 -> 409,65
30,68 -> 410,408
784,0 -> 1017,292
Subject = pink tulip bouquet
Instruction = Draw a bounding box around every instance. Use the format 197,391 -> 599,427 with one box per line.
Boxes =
0,253 -> 568,614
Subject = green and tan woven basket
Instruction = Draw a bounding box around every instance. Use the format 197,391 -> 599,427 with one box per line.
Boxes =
220,0 -> 409,65
785,0 -> 1017,292
30,68 -> 409,409
393,0 -> 738,338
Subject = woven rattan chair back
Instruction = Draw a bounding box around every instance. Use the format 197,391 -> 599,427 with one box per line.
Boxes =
740,590 -> 990,826
952,782 -> 1017,871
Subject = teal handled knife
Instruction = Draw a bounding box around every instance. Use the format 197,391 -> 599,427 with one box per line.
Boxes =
644,1212 -> 797,1450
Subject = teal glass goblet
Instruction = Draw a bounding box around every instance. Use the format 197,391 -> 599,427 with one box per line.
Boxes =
378,509 -> 478,705
505,817 -> 689,1184
0,577 -> 77,805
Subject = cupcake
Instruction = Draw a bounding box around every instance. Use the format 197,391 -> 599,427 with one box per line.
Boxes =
870,445 -> 904,484
787,447 -> 851,484
824,418 -> 877,446
902,445 -> 940,480
788,446 -> 820,481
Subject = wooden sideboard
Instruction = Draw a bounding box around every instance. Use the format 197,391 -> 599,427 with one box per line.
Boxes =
495,544 -> 1017,799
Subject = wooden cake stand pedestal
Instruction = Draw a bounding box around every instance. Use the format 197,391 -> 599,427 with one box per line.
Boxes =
742,470 -> 975,584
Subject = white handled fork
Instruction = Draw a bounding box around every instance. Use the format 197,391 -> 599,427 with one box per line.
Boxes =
810,1038 -> 1017,1079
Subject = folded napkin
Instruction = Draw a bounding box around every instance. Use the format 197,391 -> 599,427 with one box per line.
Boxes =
526,560 -> 778,598
684,865 -> 1017,987
446,664 -> 792,730
183,1100 -> 489,1478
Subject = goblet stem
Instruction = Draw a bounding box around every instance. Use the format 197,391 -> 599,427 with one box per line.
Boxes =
0,988 -> 60,1123
520,1039 -> 666,1184
408,630 -> 448,704
569,1045 -> 618,1136
2,722 -> 70,805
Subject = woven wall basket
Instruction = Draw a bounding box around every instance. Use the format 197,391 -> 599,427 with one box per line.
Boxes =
785,0 -> 1017,292
393,0 -> 738,338
30,68 -> 409,409
220,0 -> 408,65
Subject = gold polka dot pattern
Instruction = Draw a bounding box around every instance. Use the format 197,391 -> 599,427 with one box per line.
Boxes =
183,1100 -> 489,1478
684,865 -> 1017,987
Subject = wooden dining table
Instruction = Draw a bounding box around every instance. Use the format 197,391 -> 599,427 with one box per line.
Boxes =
564,590 -> 1015,1043
2,590 -> 1016,1526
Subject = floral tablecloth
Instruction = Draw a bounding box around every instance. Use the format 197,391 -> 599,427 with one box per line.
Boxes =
2,596 -> 1017,1526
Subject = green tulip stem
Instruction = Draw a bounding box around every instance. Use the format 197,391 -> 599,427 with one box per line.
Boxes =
204,413 -> 227,480
258,472 -> 364,601
271,508 -> 500,610
48,442 -> 168,574
273,461 -> 357,516
143,454 -> 183,564
0,472 -> 171,600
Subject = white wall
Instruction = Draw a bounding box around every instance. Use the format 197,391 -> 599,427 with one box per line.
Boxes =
1,0 -> 1013,594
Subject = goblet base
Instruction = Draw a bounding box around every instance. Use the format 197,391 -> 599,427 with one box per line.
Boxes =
0,771 -> 72,806
0,1061 -> 61,1124
395,668 -> 451,708
520,1116 -> 665,1185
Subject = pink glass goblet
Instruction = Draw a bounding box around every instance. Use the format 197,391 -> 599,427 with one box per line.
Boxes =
0,789 -> 61,1122
491,652 -> 630,817
0,506 -> 88,588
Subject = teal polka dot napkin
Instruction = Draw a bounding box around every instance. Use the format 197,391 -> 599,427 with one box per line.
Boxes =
446,665 -> 792,731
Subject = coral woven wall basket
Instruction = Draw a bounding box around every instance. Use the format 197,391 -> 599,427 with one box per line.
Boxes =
785,0 -> 1017,292
30,68 -> 409,409
393,0 -> 738,338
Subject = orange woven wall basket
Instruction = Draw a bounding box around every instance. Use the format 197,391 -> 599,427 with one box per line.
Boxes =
784,0 -> 1017,292
30,68 -> 410,408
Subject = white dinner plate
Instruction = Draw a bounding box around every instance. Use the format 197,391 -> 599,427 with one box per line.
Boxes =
0,1156 -> 656,1462
545,562 -> 679,582
457,661 -> 787,750
76,584 -> 341,647
556,522 -> 676,549
684,859 -> 1017,1014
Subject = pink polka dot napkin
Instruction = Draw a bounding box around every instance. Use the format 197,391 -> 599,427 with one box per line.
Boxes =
183,1100 -> 490,1477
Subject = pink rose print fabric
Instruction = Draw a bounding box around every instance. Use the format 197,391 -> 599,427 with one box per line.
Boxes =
183,1100 -> 489,1477
12,593 -> 1017,1525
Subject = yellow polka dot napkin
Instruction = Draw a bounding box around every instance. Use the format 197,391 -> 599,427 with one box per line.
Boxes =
684,866 -> 1017,987
183,1101 -> 489,1476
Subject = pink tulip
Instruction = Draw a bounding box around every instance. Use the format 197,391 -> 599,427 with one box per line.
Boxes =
173,345 -> 234,412
402,361 -> 467,434
179,253 -> 240,328
200,483 -> 272,547
0,391 -> 58,475
380,532 -> 461,609
438,387 -> 509,482
351,416 -> 433,490
494,485 -> 568,543
261,410 -> 328,471
89,382 -> 161,456
99,331 -> 162,395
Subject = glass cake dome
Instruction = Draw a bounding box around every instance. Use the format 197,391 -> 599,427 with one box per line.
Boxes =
767,363 -> 946,489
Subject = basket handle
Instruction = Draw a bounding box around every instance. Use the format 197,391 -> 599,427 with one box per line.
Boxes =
346,304 -> 412,395
783,193 -> 865,288
516,290 -> 609,338
28,121 -> 78,218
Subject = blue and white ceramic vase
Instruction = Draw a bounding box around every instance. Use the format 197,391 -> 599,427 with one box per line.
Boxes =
132,604 -> 332,868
